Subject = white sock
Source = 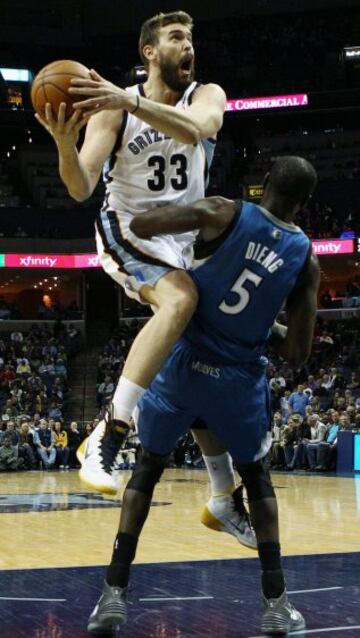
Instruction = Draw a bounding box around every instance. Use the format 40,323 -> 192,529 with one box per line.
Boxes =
112,376 -> 146,423
203,452 -> 235,496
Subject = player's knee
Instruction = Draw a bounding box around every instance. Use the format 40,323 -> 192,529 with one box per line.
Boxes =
126,448 -> 168,496
236,459 -> 275,503
166,283 -> 198,322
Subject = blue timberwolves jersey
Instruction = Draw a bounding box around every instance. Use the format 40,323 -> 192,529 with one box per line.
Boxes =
183,201 -> 311,363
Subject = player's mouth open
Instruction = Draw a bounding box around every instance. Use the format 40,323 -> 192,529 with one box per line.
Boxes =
179,59 -> 192,75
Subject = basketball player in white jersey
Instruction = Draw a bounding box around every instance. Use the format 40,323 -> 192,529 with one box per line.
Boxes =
35,11 -> 256,548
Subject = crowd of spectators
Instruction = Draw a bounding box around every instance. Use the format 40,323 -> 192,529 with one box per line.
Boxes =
0,323 -> 84,470
320,280 -> 360,309
0,297 -> 22,319
296,200 -> 359,240
267,317 -> 360,472
96,321 -> 142,407
0,297 -> 83,321
95,316 -> 360,474
1,312 -> 359,475
0,417 -> 90,471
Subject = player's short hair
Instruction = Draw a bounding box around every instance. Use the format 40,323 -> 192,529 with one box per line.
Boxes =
139,11 -> 193,69
268,156 -> 317,205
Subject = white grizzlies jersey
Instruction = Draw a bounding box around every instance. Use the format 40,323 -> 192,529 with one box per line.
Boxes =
96,82 -> 216,270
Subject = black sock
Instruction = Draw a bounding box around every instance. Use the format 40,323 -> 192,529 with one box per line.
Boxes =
258,542 -> 285,599
106,532 -> 138,588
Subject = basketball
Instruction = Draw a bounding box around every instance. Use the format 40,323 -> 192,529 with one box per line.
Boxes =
31,59 -> 90,120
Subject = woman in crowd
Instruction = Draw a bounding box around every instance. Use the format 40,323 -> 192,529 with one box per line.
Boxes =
53,420 -> 70,469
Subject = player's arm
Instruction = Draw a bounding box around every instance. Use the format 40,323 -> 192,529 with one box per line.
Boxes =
269,253 -> 320,366
130,196 -> 237,240
69,70 -> 226,143
127,83 -> 226,143
35,104 -> 121,201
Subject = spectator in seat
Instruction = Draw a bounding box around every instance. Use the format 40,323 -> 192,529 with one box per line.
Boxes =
306,411 -> 339,471
348,372 -> 359,391
346,406 -> 356,428
283,415 -> 301,470
55,358 -> 67,379
18,423 -> 36,469
118,419 -> 139,470
269,412 -> 283,467
270,417 -> 293,470
345,389 -> 356,407
53,420 -> 70,469
16,359 -> 31,377
68,421 -> 82,467
82,423 -> 94,440
10,331 -> 23,346
286,414 -> 312,470
0,434 -> 24,471
280,389 -> 292,423
48,401 -> 62,420
321,374 -> 333,393
97,375 -> 115,407
288,384 -> 310,417
33,420 -> 56,469
0,365 -> 16,383
5,420 -> 19,446
305,375 -> 318,394
304,413 -> 328,470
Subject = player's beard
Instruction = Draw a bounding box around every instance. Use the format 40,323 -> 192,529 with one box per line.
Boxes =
159,53 -> 195,93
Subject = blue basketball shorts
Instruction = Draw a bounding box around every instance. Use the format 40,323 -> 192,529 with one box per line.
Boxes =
137,342 -> 272,465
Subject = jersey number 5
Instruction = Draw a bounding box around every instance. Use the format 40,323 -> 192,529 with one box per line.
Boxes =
147,154 -> 188,192
219,268 -> 263,315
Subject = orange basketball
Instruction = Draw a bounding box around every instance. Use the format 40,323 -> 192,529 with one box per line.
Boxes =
31,59 -> 90,120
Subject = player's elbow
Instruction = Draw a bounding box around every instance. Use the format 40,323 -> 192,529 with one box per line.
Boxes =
70,189 -> 91,203
179,124 -> 201,145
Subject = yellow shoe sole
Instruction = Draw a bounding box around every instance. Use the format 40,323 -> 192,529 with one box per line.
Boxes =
200,505 -> 224,532
78,468 -> 118,496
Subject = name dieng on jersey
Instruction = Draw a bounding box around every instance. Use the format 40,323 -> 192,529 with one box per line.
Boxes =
245,241 -> 284,273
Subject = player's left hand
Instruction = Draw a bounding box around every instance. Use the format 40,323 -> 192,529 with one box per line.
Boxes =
69,69 -> 134,116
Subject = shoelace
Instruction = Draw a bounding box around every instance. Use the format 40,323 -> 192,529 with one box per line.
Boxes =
98,410 -> 123,473
232,485 -> 254,531
99,436 -> 121,473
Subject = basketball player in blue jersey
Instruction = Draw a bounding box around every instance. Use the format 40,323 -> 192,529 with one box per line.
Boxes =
35,11 -> 255,547
86,157 -> 320,636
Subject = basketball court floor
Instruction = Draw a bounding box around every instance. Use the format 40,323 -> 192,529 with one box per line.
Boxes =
0,468 -> 359,637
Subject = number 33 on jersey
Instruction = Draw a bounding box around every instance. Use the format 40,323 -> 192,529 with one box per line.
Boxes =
102,81 -> 215,215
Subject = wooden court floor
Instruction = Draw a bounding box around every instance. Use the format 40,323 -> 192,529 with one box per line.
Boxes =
0,468 -> 359,571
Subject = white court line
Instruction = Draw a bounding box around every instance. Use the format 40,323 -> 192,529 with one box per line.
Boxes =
140,587 -> 342,602
0,597 -> 66,602
139,596 -> 214,602
291,628 -> 360,636
248,625 -> 360,638
288,587 -> 343,595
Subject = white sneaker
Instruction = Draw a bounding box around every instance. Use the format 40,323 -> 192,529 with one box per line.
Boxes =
200,486 -> 257,550
77,415 -> 128,495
